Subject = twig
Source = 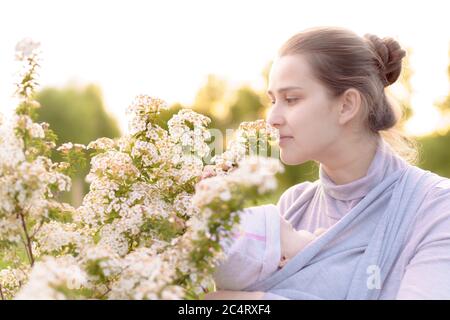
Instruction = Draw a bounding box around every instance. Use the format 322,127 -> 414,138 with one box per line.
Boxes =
18,210 -> 34,266
0,284 -> 5,300
97,285 -> 112,299
30,218 -> 45,239
20,234 -> 32,264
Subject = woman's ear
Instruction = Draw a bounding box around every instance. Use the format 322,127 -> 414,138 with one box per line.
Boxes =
337,88 -> 361,125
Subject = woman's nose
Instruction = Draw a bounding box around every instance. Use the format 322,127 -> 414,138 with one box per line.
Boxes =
266,106 -> 285,128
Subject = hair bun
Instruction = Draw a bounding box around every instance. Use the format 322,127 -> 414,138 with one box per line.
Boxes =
364,34 -> 406,87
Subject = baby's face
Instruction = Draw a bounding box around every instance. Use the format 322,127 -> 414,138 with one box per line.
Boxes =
280,216 -> 316,259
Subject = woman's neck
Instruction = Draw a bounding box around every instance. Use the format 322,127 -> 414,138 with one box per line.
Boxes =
320,134 -> 380,185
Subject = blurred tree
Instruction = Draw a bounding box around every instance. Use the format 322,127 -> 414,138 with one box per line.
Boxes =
36,84 -> 121,206
36,84 -> 120,144
418,44 -> 450,178
418,133 -> 450,178
397,47 -> 414,125
194,74 -> 228,120
261,60 -> 272,90
386,47 -> 414,129
436,45 -> 450,113
227,86 -> 266,127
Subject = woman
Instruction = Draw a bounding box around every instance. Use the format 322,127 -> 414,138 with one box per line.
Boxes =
205,26 -> 450,300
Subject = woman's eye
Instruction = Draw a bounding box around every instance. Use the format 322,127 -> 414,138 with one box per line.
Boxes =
269,98 -> 299,105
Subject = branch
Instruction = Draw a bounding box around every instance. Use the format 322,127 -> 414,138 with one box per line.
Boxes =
18,209 -> 34,266
0,283 -> 5,300
30,217 -> 45,239
19,234 -> 31,264
97,285 -> 111,299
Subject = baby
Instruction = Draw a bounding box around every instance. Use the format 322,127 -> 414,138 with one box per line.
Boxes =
213,204 -> 327,291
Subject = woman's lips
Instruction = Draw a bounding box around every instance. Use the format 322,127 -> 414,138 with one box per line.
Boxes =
279,136 -> 293,145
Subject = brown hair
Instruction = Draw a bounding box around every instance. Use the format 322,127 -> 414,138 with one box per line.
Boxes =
278,26 -> 418,164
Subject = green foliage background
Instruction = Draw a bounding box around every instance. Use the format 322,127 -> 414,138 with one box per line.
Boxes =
36,84 -> 121,206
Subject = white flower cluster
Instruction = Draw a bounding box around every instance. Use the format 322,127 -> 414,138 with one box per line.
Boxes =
14,38 -> 41,99
15,38 -> 41,61
0,267 -> 29,300
15,256 -> 87,300
1,38 -> 284,300
34,221 -> 84,254
0,151 -> 71,243
211,119 -> 279,173
80,245 -> 123,279
127,95 -> 168,135
0,39 -> 80,300
108,248 -> 184,300
57,142 -> 86,153
7,103 -> 282,299
192,156 -> 283,208
0,116 -> 25,168
87,151 -> 139,183
168,108 -> 211,158
15,114 -> 45,139
87,137 -> 116,151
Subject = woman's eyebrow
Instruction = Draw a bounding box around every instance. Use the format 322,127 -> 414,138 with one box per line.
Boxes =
267,86 -> 303,95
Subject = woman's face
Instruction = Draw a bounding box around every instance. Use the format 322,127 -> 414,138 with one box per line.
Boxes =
266,54 -> 343,165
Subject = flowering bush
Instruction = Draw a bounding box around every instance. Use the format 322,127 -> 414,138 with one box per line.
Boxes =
0,39 -> 283,300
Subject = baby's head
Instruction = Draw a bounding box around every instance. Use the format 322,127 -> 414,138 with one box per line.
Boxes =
280,216 -> 326,260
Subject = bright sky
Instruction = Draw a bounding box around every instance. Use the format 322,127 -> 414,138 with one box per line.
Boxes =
0,0 -> 449,136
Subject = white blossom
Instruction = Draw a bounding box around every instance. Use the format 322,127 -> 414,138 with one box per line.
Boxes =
15,256 -> 87,300
15,38 -> 41,61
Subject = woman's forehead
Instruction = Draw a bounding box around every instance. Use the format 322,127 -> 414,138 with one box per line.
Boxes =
269,56 -> 313,92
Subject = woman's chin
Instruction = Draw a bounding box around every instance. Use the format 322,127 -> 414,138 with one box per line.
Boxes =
280,152 -> 306,166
